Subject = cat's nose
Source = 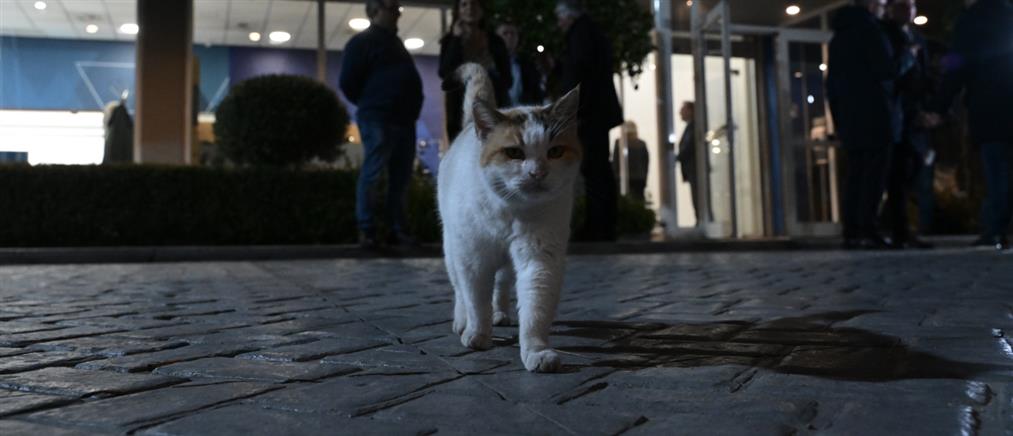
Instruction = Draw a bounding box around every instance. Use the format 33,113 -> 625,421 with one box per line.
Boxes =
528,169 -> 547,180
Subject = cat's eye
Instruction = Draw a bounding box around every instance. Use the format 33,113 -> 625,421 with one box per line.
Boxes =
547,146 -> 566,159
503,147 -> 525,160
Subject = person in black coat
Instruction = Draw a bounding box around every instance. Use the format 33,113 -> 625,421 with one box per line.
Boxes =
676,101 -> 712,223
553,0 -> 623,241
930,0 -> 1013,250
438,0 -> 512,141
827,0 -> 916,249
882,0 -> 934,249
496,23 -> 546,107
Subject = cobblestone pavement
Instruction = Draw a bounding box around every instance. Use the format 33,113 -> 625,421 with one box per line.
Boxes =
0,249 -> 1011,435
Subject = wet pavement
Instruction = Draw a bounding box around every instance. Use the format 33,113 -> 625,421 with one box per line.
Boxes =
0,249 -> 1011,435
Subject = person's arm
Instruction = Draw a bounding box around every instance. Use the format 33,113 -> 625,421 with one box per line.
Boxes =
339,37 -> 366,104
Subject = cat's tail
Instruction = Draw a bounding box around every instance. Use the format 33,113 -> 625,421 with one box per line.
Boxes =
456,63 -> 495,129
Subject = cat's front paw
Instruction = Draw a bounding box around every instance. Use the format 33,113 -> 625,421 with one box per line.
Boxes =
452,317 -> 467,335
522,348 -> 562,373
492,311 -> 512,326
461,329 -> 492,350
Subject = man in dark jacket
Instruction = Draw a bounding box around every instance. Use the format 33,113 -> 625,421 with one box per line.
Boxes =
340,0 -> 424,248
932,0 -> 1013,250
496,23 -> 545,107
882,0 -> 934,249
612,121 -> 649,201
827,0 -> 915,249
676,101 -> 711,223
554,0 -> 624,241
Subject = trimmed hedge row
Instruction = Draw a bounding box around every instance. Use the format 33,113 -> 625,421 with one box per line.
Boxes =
0,165 -> 654,247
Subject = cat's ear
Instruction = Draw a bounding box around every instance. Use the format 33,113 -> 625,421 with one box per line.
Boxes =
549,85 -> 581,133
473,98 -> 505,140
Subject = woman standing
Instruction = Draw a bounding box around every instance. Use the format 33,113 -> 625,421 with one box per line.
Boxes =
439,0 -> 512,141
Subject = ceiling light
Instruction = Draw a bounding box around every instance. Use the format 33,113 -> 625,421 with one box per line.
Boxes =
349,18 -> 370,31
786,5 -> 801,16
794,71 -> 803,79
913,15 -> 928,26
536,45 -> 545,53
34,1 -> 46,11
85,24 -> 99,34
807,95 -> 815,104
712,146 -> 722,154
268,31 -> 291,44
686,0 -> 693,6
248,32 -> 261,42
819,63 -> 827,72
404,38 -> 424,50
119,23 -> 139,35
398,6 -> 405,12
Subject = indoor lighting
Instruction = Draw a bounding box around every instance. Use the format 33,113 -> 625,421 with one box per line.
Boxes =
34,1 -> 46,11
404,38 -> 424,50
807,95 -> 815,104
686,0 -> 693,6
248,32 -> 261,42
536,45 -> 545,53
786,5 -> 801,16
913,15 -> 928,26
349,18 -> 370,31
119,23 -> 139,35
398,6 -> 405,12
85,24 -> 99,34
711,139 -> 721,146
268,31 -> 291,44
818,63 -> 827,72
712,146 -> 722,154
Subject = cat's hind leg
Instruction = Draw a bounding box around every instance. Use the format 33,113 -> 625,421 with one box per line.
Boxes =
493,264 -> 515,326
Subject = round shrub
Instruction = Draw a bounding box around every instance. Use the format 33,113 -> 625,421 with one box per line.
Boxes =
214,74 -> 349,167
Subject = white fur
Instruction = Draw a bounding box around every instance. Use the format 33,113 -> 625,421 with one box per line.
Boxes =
438,64 -> 581,373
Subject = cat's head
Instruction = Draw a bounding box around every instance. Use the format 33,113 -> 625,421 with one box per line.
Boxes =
473,86 -> 582,204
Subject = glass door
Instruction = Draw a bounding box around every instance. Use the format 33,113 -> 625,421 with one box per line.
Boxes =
775,29 -> 839,237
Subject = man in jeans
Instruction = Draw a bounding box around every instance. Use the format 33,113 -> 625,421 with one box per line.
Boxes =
340,0 -> 423,248
931,0 -> 1013,250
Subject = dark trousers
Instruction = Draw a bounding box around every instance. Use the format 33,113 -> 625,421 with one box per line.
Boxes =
630,179 -> 646,202
842,146 -> 891,239
980,141 -> 1012,238
580,126 -> 618,241
356,121 -> 416,236
886,141 -> 915,243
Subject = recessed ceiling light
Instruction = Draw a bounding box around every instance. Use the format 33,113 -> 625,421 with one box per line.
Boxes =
913,15 -> 928,26
85,24 -> 99,34
404,38 -> 424,50
686,0 -> 693,6
268,31 -> 291,44
819,63 -> 827,72
349,18 -> 370,31
398,6 -> 404,12
34,1 -> 46,11
119,23 -> 139,35
536,45 -> 545,53
786,5 -> 801,16
249,32 -> 261,42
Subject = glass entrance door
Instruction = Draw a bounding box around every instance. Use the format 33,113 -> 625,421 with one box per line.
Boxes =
775,29 -> 840,237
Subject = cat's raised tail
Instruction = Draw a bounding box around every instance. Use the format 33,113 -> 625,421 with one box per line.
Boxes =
456,63 -> 496,129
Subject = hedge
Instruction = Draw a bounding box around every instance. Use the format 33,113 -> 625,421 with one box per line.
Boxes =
0,165 -> 654,247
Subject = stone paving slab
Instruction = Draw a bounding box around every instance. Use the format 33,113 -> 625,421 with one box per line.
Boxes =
0,249 -> 1012,434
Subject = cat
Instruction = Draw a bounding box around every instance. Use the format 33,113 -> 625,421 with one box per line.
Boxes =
437,63 -> 582,373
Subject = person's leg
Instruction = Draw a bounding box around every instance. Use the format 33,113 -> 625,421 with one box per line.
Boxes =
356,121 -> 393,239
860,146 -> 892,241
842,147 -> 864,240
886,142 -> 912,244
579,127 -> 618,241
385,123 -> 417,237
981,142 -> 1011,240
631,179 -> 646,202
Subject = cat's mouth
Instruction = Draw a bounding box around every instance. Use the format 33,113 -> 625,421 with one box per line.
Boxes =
519,182 -> 550,193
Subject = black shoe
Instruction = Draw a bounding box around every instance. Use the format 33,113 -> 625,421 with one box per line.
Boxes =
359,232 -> 379,249
386,231 -> 419,247
861,234 -> 894,250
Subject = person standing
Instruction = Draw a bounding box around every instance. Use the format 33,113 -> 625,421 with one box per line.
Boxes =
554,0 -> 623,241
612,121 -> 649,202
931,0 -> 1013,250
438,0 -> 512,140
882,0 -> 934,249
827,0 -> 915,249
676,101 -> 712,223
495,22 -> 545,107
340,0 -> 424,248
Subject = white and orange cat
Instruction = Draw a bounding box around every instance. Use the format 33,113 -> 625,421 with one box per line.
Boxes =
438,63 -> 581,373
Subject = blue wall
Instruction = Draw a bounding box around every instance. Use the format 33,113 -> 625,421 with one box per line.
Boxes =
0,36 -> 444,142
